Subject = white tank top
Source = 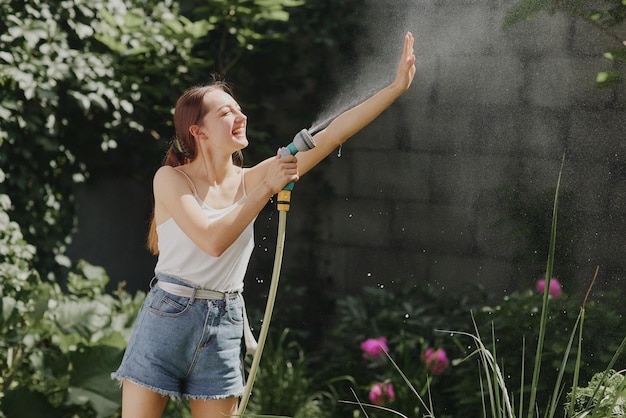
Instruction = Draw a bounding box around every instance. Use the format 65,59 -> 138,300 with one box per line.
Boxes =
154,168 -> 254,291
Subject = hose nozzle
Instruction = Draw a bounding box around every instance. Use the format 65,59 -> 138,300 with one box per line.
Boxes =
277,129 -> 316,212
280,128 -> 316,159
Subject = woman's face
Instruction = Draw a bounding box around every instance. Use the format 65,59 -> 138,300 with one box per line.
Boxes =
198,89 -> 248,152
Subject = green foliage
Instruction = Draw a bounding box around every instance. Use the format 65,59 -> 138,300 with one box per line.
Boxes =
0,186 -> 144,416
309,280 -> 624,417
503,0 -> 626,90
566,370 -> 626,417
314,282 -> 477,417
459,288 -> 623,417
245,329 -> 333,418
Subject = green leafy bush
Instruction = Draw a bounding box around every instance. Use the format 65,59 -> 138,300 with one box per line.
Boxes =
566,369 -> 626,417
315,282 -> 477,417
450,286 -> 624,417
313,280 -> 624,417
0,185 -> 144,417
246,329 -> 333,418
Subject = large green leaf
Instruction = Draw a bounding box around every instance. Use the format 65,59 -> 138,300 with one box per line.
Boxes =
51,298 -> 112,349
67,344 -> 124,417
1,388 -> 64,418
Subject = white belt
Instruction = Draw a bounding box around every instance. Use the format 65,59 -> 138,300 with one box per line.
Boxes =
155,280 -> 241,300
154,280 -> 258,356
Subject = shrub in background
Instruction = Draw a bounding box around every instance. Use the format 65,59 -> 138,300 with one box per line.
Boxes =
315,282 -> 477,417
0,184 -> 144,417
566,369 -> 626,417
312,277 -> 623,417
245,329 -> 334,418
446,281 -> 624,416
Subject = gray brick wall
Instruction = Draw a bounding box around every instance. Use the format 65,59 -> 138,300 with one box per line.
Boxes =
303,0 -> 626,296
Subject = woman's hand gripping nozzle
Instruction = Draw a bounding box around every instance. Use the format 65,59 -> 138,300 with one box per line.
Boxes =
277,128 -> 316,212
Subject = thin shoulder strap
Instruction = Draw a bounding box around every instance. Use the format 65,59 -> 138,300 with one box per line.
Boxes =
174,167 -> 200,198
241,167 -> 247,197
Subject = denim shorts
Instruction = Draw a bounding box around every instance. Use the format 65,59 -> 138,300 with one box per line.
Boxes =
111,274 -> 245,400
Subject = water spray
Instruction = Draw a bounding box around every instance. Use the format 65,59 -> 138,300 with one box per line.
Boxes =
238,128 -> 316,416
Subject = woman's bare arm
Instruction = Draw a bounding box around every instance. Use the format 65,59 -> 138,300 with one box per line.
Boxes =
297,31 -> 416,176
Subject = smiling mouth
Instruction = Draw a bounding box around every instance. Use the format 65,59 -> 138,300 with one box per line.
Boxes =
233,127 -> 245,136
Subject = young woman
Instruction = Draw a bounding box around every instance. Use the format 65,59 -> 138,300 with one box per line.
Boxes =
112,32 -> 416,418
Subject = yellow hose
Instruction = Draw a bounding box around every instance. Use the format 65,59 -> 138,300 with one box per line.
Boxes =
237,207 -> 288,416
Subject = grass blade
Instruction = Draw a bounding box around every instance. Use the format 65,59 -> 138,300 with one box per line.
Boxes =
382,347 -> 435,416
439,327 -> 514,417
527,153 -> 565,418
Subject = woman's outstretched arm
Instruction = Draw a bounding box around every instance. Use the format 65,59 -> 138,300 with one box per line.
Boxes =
296,31 -> 416,176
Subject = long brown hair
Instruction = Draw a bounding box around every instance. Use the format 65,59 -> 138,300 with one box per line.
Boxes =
147,81 -> 244,255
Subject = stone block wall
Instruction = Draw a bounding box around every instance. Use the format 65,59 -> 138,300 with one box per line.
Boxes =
297,0 -> 626,297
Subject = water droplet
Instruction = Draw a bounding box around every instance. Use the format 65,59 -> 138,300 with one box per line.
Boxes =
337,144 -> 343,157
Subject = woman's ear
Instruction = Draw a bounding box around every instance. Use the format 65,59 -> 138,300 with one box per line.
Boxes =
189,124 -> 202,138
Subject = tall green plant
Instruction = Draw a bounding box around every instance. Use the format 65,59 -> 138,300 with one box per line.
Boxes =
525,155 -> 565,417
446,157 -> 624,418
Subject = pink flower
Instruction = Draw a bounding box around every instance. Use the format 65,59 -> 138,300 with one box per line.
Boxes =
360,337 -> 388,359
368,382 -> 395,406
536,277 -> 562,298
421,348 -> 449,375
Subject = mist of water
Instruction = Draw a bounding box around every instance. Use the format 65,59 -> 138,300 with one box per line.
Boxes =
303,0 -> 626,299
308,3 -> 419,135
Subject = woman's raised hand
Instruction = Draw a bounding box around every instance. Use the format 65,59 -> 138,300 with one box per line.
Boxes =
392,31 -> 416,93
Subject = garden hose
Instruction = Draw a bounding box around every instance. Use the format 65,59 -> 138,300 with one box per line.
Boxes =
237,129 -> 315,416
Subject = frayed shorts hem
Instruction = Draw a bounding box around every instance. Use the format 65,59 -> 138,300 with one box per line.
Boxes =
111,373 -> 243,401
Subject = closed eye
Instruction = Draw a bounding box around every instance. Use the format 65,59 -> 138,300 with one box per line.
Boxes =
218,105 -> 242,117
